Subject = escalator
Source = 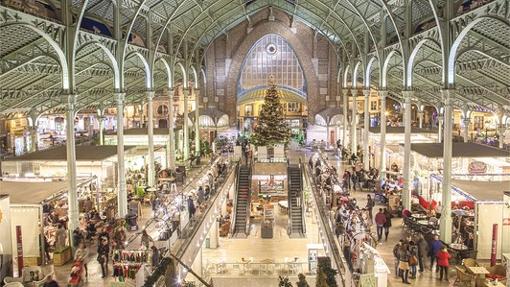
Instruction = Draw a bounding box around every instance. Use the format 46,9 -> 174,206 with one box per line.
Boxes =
232,165 -> 251,238
288,164 -> 305,237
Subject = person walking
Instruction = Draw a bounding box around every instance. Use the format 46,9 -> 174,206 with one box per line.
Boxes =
436,247 -> 451,281
187,196 -> 196,220
398,244 -> 411,284
383,208 -> 392,241
374,208 -> 386,241
430,235 -> 442,271
408,241 -> 418,279
417,234 -> 429,272
366,194 -> 375,221
97,236 -> 110,278
74,242 -> 89,278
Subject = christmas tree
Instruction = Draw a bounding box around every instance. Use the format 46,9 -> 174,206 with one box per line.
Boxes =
250,78 -> 291,146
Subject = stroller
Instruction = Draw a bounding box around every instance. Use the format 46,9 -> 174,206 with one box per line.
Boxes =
68,260 -> 84,287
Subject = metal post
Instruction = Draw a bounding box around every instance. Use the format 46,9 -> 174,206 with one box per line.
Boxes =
168,89 -> 176,170
116,92 -> 128,217
342,89 -> 349,149
437,115 -> 443,143
463,117 -> 470,143
362,89 -> 370,170
379,90 -> 387,180
350,89 -> 357,154
418,111 -> 424,129
402,91 -> 413,210
194,89 -> 200,156
440,89 -> 453,243
98,116 -> 105,145
28,113 -> 38,152
147,91 -> 156,186
183,88 -> 190,162
65,94 -> 79,233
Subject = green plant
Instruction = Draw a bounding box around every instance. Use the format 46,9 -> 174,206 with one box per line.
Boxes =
316,257 -> 338,287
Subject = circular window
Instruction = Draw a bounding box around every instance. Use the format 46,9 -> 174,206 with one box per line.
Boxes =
266,43 -> 277,54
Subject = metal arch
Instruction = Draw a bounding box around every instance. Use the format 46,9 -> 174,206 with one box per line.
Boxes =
190,65 -> 199,89
447,15 -> 510,86
200,67 -> 207,85
352,61 -> 363,89
364,56 -> 380,89
175,61 -> 187,88
190,4 -> 355,60
426,0 -> 447,86
75,41 -> 121,90
154,57 -> 173,88
125,51 -> 152,89
0,22 -> 70,91
343,64 -> 351,88
382,50 -> 402,89
406,37 -> 442,90
153,0 -> 202,60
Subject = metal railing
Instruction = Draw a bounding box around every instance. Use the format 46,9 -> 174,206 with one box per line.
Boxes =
203,261 -> 310,278
229,162 -> 240,236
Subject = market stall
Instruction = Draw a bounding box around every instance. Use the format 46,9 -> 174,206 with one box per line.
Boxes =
368,126 -> 438,172
0,178 -> 98,275
408,142 -> 510,198
1,145 -> 136,188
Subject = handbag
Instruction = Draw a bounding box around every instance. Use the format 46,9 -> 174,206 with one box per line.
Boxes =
409,256 -> 418,266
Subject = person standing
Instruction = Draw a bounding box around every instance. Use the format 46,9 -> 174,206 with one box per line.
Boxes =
187,196 -> 196,220
398,244 -> 411,284
436,247 -> 451,281
393,240 -> 403,277
383,208 -> 392,241
408,241 -> 418,279
374,208 -> 386,241
417,234 -> 429,272
430,235 -> 442,271
97,237 -> 110,278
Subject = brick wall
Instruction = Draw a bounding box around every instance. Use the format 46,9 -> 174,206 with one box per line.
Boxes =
205,8 -> 339,125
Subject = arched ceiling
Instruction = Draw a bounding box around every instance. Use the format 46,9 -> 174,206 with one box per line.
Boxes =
0,0 -> 509,117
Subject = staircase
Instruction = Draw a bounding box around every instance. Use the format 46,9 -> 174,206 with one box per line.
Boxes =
232,165 -> 251,238
288,164 -> 305,237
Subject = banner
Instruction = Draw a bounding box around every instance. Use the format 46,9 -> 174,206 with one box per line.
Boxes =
16,226 -> 23,275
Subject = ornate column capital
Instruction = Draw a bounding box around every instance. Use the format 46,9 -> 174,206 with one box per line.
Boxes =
350,89 -> 358,97
342,88 -> 350,96
441,89 -> 454,107
115,92 -> 126,104
378,90 -> 388,99
146,90 -> 155,100
362,89 -> 370,98
402,90 -> 414,101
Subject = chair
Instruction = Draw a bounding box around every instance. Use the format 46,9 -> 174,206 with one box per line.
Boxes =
462,258 -> 479,268
453,266 -> 475,287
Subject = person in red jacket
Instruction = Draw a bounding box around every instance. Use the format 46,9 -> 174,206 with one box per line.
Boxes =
436,247 -> 451,281
374,208 -> 387,241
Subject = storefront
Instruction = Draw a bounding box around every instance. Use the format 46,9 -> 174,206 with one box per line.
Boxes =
1,145 -> 136,189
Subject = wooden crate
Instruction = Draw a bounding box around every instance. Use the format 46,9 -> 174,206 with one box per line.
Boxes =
23,256 -> 41,267
53,246 -> 72,266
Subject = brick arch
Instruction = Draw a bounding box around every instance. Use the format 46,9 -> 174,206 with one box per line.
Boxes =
225,20 -> 320,125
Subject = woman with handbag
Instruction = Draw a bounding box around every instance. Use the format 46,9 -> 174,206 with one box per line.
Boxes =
398,244 -> 411,284
408,241 -> 419,279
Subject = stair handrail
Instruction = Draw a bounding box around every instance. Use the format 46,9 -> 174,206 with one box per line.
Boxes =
243,165 -> 252,235
299,159 -> 306,235
287,163 -> 292,235
229,161 -> 240,236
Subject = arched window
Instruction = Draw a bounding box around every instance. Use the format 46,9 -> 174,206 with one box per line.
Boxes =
157,105 -> 168,116
238,34 -> 306,98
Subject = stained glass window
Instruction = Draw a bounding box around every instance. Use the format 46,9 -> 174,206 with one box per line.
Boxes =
238,34 -> 306,99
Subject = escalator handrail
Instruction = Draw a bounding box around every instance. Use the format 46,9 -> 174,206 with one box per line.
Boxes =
230,162 -> 241,236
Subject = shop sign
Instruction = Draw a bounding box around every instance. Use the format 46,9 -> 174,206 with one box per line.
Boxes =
16,225 -> 24,274
468,161 -> 487,174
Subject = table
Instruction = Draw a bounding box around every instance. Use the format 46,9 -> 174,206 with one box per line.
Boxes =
450,243 -> 469,251
467,266 -> 490,287
484,281 -> 505,287
411,213 -> 428,220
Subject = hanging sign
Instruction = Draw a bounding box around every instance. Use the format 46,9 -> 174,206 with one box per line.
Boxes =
468,161 -> 487,175
16,225 -> 24,274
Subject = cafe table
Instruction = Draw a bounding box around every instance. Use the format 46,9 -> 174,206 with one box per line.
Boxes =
484,281 -> 505,287
467,266 -> 490,287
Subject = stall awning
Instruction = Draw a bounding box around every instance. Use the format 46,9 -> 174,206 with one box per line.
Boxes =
109,128 -> 171,136
369,127 -> 438,134
451,179 -> 509,201
407,142 -> 509,158
0,179 -> 87,204
3,145 -> 135,161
